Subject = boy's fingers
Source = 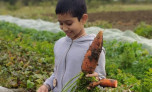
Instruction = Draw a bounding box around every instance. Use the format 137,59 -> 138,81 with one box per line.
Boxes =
86,72 -> 98,77
87,86 -> 91,90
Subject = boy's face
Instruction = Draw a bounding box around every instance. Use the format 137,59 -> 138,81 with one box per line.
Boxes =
57,13 -> 87,40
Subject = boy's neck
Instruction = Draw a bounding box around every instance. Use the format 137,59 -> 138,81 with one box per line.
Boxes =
72,29 -> 86,40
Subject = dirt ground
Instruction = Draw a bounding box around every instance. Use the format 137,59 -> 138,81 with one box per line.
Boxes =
88,10 -> 152,31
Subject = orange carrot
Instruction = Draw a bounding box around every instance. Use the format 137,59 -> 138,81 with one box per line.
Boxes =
89,79 -> 117,88
81,31 -> 103,74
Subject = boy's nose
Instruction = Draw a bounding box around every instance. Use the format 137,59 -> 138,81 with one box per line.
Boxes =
61,25 -> 68,32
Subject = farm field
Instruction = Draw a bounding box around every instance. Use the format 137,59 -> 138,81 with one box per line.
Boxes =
1,2 -> 152,31
0,19 -> 152,92
88,10 -> 152,31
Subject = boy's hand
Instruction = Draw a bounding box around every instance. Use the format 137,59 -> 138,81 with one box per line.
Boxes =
86,72 -> 99,80
37,84 -> 49,92
86,72 -> 100,90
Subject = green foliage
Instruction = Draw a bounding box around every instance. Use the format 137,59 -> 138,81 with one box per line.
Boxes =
6,4 -> 20,11
0,21 -> 65,91
142,68 -> 152,92
1,0 -> 56,6
27,80 -> 34,89
62,73 -> 101,92
114,69 -> 141,91
86,21 -> 112,29
104,40 -> 152,91
74,74 -> 101,92
0,21 -> 65,43
0,39 -> 53,91
134,22 -> 152,39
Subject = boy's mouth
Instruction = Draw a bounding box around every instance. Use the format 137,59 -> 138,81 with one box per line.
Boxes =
65,31 -> 72,36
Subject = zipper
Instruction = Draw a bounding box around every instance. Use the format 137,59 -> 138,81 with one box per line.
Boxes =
61,40 -> 73,89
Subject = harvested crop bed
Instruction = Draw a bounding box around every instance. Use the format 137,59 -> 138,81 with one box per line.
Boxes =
88,10 -> 152,31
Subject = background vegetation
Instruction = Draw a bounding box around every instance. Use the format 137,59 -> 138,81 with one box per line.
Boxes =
0,21 -> 152,92
1,0 -> 152,22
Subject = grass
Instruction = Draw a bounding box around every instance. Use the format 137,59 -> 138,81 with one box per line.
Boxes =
0,1 -> 56,21
0,6 -> 56,21
88,4 -> 152,13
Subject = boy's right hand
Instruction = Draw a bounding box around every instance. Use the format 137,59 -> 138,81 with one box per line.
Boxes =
37,84 -> 49,92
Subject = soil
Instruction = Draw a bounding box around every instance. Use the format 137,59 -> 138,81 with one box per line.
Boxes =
88,10 -> 152,31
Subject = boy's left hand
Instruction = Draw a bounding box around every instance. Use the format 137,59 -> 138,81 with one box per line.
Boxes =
86,72 -> 99,80
86,72 -> 100,90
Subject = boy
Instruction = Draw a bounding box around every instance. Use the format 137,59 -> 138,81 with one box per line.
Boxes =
37,0 -> 106,91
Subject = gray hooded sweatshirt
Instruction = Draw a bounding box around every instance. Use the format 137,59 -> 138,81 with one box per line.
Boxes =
44,34 -> 106,92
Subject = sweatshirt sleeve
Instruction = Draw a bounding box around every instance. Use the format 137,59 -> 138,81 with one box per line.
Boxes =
43,41 -> 58,91
95,47 -> 106,79
43,72 -> 55,91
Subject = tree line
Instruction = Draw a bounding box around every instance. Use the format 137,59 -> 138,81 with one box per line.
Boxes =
1,0 -> 152,5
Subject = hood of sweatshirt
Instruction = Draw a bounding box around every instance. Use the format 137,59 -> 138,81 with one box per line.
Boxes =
65,34 -> 96,43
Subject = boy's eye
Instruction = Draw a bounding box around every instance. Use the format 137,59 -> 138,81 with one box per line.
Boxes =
66,21 -> 73,26
59,21 -> 72,26
59,22 -> 63,25
66,23 -> 72,26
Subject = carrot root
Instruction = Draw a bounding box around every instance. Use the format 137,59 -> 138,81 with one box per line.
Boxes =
81,31 -> 103,74
89,79 -> 118,88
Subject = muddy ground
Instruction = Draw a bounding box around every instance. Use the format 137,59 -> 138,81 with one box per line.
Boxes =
88,10 -> 152,31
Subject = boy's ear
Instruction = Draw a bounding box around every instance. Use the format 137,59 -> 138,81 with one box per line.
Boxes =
81,14 -> 88,24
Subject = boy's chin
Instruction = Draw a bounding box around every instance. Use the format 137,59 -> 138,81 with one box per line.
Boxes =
67,34 -> 72,38
67,35 -> 75,40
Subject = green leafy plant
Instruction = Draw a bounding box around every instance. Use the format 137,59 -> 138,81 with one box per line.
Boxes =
134,22 -> 152,39
142,68 -> 152,91
62,72 -> 101,92
0,22 -> 65,91
104,40 -> 152,91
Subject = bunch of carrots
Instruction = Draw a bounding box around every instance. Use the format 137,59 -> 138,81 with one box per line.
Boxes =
62,31 -> 117,92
